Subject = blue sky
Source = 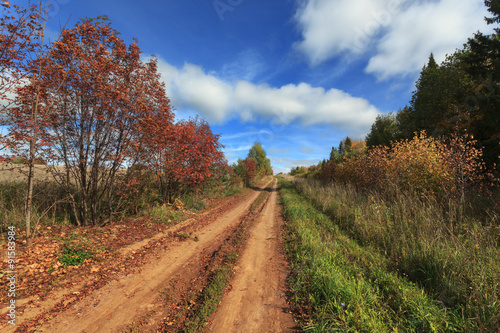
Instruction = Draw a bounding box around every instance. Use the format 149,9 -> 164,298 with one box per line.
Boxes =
21,0 -> 493,173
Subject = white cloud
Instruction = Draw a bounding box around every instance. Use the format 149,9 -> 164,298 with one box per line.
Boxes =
294,0 -> 400,64
294,0 -> 491,79
155,58 -> 379,131
366,0 -> 491,79
155,61 -> 233,122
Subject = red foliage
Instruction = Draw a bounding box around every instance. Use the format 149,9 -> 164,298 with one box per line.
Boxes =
0,2 -> 43,154
4,18 -> 175,225
242,157 -> 257,185
138,116 -> 225,201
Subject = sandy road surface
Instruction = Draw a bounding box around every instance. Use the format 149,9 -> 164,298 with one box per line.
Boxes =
207,180 -> 298,333
4,178 -> 297,332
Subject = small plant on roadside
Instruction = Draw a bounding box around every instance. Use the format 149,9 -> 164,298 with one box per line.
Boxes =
149,204 -> 188,224
58,232 -> 93,266
58,250 -> 91,266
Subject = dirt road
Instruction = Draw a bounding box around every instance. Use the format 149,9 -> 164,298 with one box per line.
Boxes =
3,178 -> 296,332
207,180 -> 297,333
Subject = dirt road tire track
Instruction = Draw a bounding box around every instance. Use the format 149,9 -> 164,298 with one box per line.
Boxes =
207,179 -> 298,333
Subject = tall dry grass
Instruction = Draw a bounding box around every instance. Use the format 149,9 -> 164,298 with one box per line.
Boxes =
293,177 -> 500,330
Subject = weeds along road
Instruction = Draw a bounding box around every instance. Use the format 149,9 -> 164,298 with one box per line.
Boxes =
5,177 -> 295,332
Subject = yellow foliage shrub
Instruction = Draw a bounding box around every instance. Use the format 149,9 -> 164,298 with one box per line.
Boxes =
319,132 -> 490,196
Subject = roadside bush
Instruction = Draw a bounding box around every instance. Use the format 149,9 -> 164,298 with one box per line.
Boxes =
318,132 -> 492,197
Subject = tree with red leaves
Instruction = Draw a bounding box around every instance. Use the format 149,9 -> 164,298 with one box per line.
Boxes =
0,1 -> 59,245
138,116 -> 225,202
233,157 -> 257,186
0,1 -> 41,133
10,18 -> 174,226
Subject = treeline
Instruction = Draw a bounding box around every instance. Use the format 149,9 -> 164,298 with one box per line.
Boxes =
294,1 -> 500,195
0,3 -> 246,236
366,1 -> 499,168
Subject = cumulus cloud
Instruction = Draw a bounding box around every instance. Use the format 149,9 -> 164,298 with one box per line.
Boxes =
155,58 -> 379,131
294,0 -> 490,78
366,0 -> 491,79
155,61 -> 233,122
294,0 -> 391,64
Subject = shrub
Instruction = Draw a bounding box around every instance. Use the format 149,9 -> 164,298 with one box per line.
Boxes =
318,132 -> 492,197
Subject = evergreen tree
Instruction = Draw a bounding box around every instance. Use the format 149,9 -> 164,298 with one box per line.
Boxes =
329,147 -> 341,162
339,137 -> 352,157
408,53 -> 441,134
459,0 -> 500,166
366,112 -> 398,148
401,53 -> 471,139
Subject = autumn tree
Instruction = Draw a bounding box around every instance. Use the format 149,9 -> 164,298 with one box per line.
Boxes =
0,1 -> 64,245
247,141 -> 272,176
0,0 -> 40,244
242,157 -> 257,185
138,116 -> 225,202
0,1 -> 41,138
16,18 -> 174,226
233,157 -> 257,186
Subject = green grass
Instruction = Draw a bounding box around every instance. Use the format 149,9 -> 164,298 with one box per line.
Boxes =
287,177 -> 500,331
278,177 -> 475,332
182,265 -> 233,333
57,232 -> 93,266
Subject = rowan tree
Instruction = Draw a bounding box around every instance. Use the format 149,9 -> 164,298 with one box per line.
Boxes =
16,18 -> 174,226
0,1 -> 41,130
0,1 -> 62,245
139,116 -> 224,202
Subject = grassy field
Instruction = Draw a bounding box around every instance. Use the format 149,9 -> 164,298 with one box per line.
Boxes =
278,176 -> 499,332
0,164 -> 54,182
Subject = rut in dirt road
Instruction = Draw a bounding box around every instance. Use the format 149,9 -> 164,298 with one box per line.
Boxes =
207,179 -> 298,333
